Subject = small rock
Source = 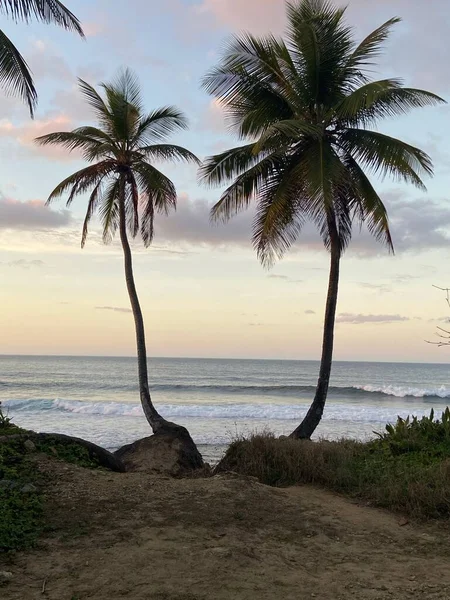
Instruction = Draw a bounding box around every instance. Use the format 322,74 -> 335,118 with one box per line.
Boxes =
23,439 -> 36,452
398,517 -> 409,527
0,571 -> 13,583
20,483 -> 37,494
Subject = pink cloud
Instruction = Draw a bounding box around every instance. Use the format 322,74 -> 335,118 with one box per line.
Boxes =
0,115 -> 81,161
195,0 -> 285,33
83,22 -> 104,37
202,99 -> 228,133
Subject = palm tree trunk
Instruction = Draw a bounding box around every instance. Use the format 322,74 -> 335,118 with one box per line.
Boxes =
290,227 -> 341,440
118,184 -> 165,433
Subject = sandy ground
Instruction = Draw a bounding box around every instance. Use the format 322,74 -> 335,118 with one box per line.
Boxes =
2,456 -> 450,600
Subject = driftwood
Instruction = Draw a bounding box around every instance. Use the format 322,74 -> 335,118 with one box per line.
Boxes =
0,432 -> 125,472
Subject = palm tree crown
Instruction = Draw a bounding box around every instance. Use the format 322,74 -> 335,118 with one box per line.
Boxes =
200,0 -> 444,265
0,0 -> 84,115
36,68 -> 199,246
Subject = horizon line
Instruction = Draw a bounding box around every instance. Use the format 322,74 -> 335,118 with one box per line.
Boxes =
0,353 -> 448,366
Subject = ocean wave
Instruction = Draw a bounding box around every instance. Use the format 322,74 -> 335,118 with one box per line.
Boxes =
2,397 -> 442,424
4,382 -> 450,399
353,384 -> 450,398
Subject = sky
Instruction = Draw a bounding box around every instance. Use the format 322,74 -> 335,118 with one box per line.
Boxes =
1,0 -> 450,362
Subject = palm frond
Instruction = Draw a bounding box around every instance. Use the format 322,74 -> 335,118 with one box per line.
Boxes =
340,129 -> 432,189
138,144 -> 200,165
199,143 -> 263,187
35,130 -> 113,161
99,177 -> 121,244
46,161 -> 115,206
126,172 -> 139,239
346,18 -> 400,71
134,106 -> 189,145
202,34 -> 295,138
134,162 -> 177,247
343,152 -> 393,251
81,180 -> 103,248
334,80 -> 445,125
78,78 -> 112,127
210,153 -> 285,223
252,163 -> 306,266
253,118 -> 323,153
0,28 -> 36,115
0,0 -> 84,36
286,0 -> 353,106
101,68 -> 143,142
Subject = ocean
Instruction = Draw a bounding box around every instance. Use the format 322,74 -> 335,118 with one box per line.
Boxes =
1,355 -> 449,462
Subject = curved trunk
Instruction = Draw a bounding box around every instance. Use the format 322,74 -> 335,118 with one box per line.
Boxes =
118,185 -> 165,433
290,227 -> 341,440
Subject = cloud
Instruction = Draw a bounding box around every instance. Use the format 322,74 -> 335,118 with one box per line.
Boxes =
202,99 -> 228,133
155,195 -> 254,249
195,0 -> 286,34
268,274 -> 302,283
0,196 -> 72,230
358,282 -> 392,293
83,22 -> 104,37
337,313 -> 410,325
95,306 -> 132,314
0,115 -> 79,161
154,193 -> 450,259
3,259 -> 45,269
428,316 -> 450,324
27,40 -> 73,83
193,0 -> 450,92
305,310 -> 316,315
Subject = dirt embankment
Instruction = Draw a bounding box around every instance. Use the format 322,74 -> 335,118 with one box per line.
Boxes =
2,456 -> 450,600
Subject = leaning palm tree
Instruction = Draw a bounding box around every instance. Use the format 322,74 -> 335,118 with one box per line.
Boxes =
0,0 -> 84,115
200,0 -> 444,439
35,68 -> 201,445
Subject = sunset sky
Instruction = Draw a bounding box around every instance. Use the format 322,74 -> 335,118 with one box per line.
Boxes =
1,0 -> 450,362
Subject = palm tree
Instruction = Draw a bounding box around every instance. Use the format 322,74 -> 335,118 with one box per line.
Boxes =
0,0 -> 84,115
35,68 -> 200,439
200,0 -> 444,439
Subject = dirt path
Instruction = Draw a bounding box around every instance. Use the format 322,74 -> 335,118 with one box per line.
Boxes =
2,457 -> 449,600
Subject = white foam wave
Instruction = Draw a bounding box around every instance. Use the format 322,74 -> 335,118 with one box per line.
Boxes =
354,384 -> 450,398
4,397 -> 439,425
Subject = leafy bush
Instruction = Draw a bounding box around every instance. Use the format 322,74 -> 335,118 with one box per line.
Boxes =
0,402 -> 25,436
374,408 -> 450,458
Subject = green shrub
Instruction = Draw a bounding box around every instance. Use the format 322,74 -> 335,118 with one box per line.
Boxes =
374,408 -> 450,458
0,402 -> 26,436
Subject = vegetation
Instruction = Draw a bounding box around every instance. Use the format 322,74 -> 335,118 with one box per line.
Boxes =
0,409 -> 109,551
0,401 -> 25,436
0,0 -> 83,115
200,0 -> 444,439
35,69 -> 200,438
218,410 -> 450,519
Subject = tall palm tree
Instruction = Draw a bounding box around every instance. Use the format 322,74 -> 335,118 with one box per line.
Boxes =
35,68 -> 200,437
200,0 -> 444,439
0,0 -> 84,116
